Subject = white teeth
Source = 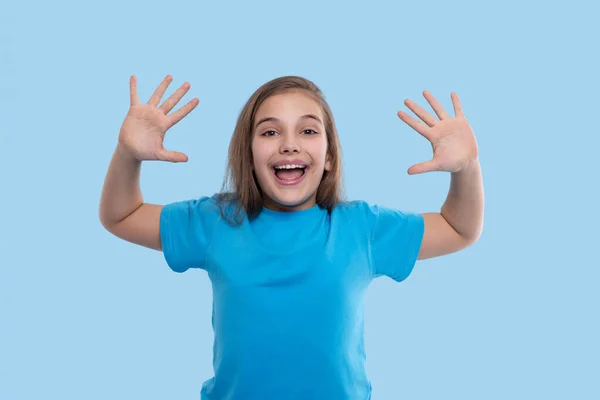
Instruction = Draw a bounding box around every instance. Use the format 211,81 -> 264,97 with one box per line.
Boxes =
274,164 -> 306,169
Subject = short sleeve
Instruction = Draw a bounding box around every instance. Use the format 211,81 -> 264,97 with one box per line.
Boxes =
159,196 -> 221,273
368,204 -> 425,282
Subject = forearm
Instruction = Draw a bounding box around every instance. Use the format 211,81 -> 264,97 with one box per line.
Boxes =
99,145 -> 144,227
440,159 -> 484,242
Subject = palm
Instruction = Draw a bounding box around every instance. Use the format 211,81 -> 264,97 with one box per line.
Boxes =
120,105 -> 170,160
428,117 -> 478,173
398,91 -> 478,174
118,75 -> 199,163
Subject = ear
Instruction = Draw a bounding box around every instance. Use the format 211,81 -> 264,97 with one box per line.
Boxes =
324,152 -> 332,171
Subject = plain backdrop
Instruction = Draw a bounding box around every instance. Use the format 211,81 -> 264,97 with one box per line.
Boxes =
1,1 -> 598,399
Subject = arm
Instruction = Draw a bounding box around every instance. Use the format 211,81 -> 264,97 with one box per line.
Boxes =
419,159 -> 484,260
98,74 -> 198,251
397,91 -> 483,261
99,145 -> 164,251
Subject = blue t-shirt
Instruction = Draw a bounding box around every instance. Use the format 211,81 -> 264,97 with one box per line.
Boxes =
160,195 -> 424,400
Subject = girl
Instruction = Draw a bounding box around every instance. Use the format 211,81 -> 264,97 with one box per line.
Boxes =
99,75 -> 483,399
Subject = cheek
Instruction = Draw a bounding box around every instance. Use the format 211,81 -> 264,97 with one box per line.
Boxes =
250,143 -> 261,167
251,146 -> 270,174
315,140 -> 330,166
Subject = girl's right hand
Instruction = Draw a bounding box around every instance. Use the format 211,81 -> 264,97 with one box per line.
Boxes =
118,75 -> 199,163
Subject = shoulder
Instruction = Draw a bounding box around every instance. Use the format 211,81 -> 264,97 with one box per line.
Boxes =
331,199 -> 400,220
159,194 -> 225,273
330,200 -> 379,232
163,194 -> 220,214
161,193 -> 228,228
332,199 -> 423,231
332,199 -> 372,215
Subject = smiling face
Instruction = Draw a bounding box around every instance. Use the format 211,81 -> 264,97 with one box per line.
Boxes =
251,90 -> 331,212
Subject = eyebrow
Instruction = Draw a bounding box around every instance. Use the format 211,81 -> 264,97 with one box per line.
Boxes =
254,114 -> 323,130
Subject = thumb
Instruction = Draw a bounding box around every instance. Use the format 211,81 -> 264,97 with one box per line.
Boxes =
156,148 -> 188,163
407,160 -> 439,175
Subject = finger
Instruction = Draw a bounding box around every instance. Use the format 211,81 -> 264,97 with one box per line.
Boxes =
423,90 -> 451,120
451,92 -> 464,117
159,82 -> 191,114
404,98 -> 438,127
129,75 -> 139,106
156,148 -> 189,163
148,75 -> 173,107
397,111 -> 431,139
168,98 -> 200,127
408,159 -> 440,175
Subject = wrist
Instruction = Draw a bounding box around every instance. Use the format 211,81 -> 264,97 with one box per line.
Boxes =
115,143 -> 140,164
453,157 -> 480,175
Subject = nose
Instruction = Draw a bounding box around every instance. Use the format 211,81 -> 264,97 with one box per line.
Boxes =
279,133 -> 300,154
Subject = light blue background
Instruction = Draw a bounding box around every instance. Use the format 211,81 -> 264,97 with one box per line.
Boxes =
1,0 -> 598,399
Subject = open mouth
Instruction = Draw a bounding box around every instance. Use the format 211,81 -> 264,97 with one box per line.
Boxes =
272,164 -> 307,185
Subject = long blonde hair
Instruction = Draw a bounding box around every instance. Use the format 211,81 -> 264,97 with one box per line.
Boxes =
217,76 -> 344,225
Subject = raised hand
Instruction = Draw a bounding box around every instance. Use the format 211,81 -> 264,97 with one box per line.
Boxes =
118,75 -> 199,163
397,91 -> 478,174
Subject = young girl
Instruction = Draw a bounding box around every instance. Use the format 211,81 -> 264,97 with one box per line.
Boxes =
99,75 -> 484,399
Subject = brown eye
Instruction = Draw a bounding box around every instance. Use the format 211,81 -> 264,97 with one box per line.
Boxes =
262,130 -> 277,137
302,129 -> 317,135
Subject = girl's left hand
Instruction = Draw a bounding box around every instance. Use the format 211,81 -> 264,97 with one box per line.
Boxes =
398,91 -> 478,174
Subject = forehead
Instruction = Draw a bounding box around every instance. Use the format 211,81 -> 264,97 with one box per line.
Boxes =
255,90 -> 322,118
